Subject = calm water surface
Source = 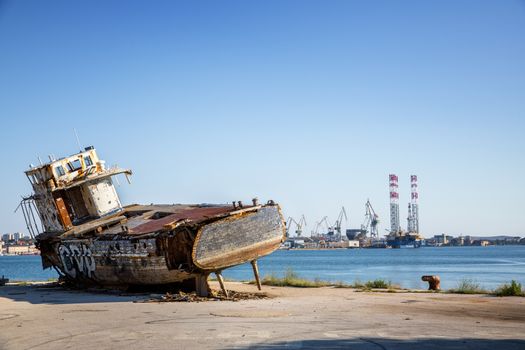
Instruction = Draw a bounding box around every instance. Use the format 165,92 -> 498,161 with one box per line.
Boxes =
1,246 -> 524,290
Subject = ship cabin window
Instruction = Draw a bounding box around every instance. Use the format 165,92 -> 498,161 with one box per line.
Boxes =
84,155 -> 93,167
55,165 -> 66,177
67,159 -> 82,172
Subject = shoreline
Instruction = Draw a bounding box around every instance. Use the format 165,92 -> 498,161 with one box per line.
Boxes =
1,281 -> 524,349
2,247 -> 524,292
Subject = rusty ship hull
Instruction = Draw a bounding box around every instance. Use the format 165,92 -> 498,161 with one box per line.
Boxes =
37,203 -> 285,292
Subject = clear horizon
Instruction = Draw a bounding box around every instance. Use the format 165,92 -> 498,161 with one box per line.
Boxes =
0,1 -> 524,237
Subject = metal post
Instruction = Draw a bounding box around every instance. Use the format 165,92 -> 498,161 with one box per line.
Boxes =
215,271 -> 229,298
251,260 -> 262,290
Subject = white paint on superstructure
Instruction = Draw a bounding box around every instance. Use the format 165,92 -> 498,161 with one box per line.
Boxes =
23,147 -> 131,234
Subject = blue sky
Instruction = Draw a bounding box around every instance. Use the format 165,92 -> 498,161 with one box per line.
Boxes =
0,0 -> 524,237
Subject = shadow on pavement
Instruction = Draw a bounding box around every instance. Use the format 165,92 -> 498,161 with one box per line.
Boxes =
230,337 -> 525,349
0,284 -> 143,305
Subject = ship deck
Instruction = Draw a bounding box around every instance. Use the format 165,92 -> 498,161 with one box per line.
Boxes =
45,203 -> 260,239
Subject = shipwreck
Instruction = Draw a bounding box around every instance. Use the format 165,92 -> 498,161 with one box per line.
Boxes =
19,147 -> 285,296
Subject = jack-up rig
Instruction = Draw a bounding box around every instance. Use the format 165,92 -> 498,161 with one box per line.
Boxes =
386,174 -> 423,248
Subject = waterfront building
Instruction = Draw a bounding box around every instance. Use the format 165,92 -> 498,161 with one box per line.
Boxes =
5,244 -> 38,255
434,234 -> 449,245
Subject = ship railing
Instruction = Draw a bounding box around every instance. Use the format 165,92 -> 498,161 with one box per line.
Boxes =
15,196 -> 43,239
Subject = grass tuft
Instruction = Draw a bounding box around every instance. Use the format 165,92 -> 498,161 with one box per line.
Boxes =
364,279 -> 392,289
332,280 -> 352,288
448,279 -> 488,294
260,268 -> 331,288
254,269 -> 401,291
493,280 -> 524,297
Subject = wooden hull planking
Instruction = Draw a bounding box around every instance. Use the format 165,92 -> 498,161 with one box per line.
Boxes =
39,204 -> 285,289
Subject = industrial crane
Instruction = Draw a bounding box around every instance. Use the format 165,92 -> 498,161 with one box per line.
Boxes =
361,200 -> 379,238
286,215 -> 307,237
285,217 -> 296,238
312,216 -> 331,237
333,206 -> 348,241
295,215 -> 307,237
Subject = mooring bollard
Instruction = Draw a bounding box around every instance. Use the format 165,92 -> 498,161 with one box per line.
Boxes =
421,275 -> 441,290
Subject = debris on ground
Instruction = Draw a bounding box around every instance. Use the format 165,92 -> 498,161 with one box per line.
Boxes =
135,290 -> 269,303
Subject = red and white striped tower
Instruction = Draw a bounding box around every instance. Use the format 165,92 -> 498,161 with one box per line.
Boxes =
389,174 -> 400,233
408,175 -> 419,233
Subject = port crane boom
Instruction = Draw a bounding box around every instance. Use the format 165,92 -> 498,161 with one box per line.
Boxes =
312,216 -> 331,237
286,217 -> 297,238
296,214 -> 307,237
361,200 -> 379,238
286,215 -> 307,237
333,206 -> 348,241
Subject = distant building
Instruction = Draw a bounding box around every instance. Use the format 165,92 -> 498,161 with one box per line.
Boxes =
6,244 -> 38,255
496,236 -> 521,245
1,233 -> 13,242
434,234 -> 453,246
292,239 -> 305,249
304,241 -> 318,249
469,240 -> 492,247
347,240 -> 360,248
13,232 -> 24,241
449,236 -> 465,246
284,237 -> 315,249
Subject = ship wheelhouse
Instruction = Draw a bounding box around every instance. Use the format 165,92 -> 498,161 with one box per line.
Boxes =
22,147 -> 131,237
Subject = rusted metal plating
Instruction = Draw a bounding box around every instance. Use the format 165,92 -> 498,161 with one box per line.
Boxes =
41,203 -> 285,296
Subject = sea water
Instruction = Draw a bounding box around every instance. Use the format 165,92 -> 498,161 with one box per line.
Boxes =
1,246 -> 524,290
